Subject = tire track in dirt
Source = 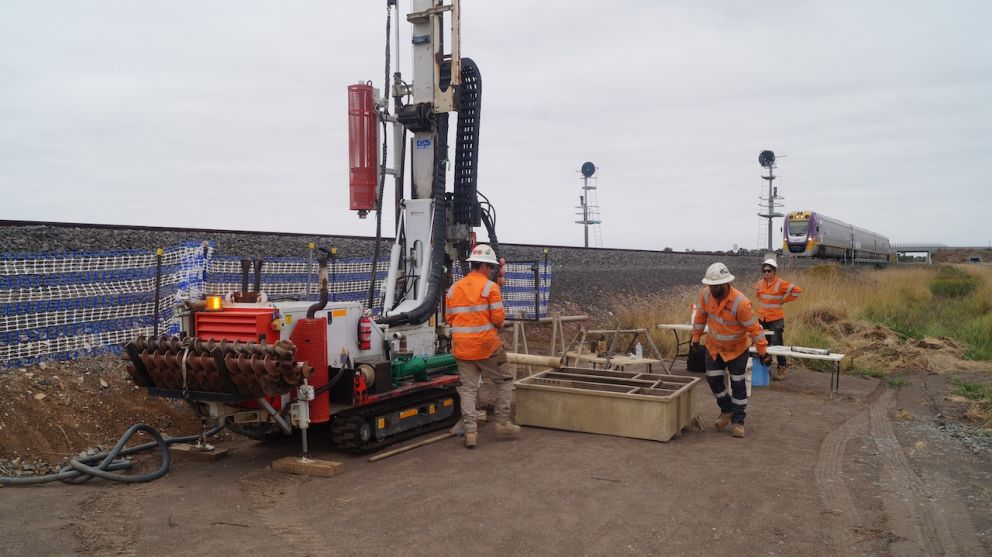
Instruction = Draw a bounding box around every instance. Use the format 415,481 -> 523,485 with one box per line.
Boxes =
74,486 -> 143,556
241,470 -> 326,556
814,406 -> 869,556
869,389 -> 956,557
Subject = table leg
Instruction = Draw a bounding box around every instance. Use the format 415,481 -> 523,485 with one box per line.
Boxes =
668,330 -> 683,372
832,362 -> 840,397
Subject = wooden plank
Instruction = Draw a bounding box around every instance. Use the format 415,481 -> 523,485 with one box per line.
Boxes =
169,443 -> 229,462
272,457 -> 344,478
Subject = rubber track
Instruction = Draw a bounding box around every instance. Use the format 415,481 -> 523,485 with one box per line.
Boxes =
330,387 -> 460,453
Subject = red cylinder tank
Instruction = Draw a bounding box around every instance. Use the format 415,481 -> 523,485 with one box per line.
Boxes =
348,82 -> 378,212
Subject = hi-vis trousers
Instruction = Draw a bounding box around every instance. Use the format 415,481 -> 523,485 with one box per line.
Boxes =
704,350 -> 749,425
456,349 -> 513,433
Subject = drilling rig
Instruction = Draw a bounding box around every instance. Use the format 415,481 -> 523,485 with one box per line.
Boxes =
122,0 -> 495,453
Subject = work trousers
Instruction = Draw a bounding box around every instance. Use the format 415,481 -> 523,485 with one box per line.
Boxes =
456,349 -> 513,433
760,319 -> 788,367
704,350 -> 749,425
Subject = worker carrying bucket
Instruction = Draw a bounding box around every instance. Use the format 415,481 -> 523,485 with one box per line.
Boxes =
690,263 -> 771,438
445,244 -> 520,449
755,258 -> 802,380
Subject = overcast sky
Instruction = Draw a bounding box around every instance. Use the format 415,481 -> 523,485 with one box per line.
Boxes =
2,1 -> 990,251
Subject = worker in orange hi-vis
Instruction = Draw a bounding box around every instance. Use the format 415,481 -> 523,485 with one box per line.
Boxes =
445,244 -> 519,449
691,262 -> 771,439
755,258 -> 802,380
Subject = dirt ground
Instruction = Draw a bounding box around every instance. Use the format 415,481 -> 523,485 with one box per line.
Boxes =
2,361 -> 990,556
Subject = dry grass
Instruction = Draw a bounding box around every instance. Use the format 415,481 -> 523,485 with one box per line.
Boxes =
608,287 -> 698,357
607,264 -> 992,376
789,264 -> 992,373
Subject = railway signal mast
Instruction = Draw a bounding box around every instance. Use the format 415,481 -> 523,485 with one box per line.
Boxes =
575,161 -> 602,248
757,150 -> 784,256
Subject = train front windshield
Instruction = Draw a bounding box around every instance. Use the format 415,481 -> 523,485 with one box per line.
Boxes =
788,220 -> 808,237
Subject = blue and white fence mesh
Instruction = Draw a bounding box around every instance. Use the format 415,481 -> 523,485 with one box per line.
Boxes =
1,243 -> 551,367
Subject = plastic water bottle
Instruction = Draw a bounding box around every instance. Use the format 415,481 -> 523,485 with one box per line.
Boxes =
634,342 -> 643,359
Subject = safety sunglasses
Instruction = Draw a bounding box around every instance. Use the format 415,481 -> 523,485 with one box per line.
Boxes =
762,268 -> 775,273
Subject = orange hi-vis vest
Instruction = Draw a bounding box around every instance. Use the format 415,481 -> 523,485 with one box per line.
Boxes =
755,277 -> 802,322
691,286 -> 768,361
445,270 -> 505,361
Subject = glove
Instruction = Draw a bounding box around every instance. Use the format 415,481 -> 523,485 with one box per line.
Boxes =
690,340 -> 701,350
760,353 -> 773,367
497,257 -> 507,286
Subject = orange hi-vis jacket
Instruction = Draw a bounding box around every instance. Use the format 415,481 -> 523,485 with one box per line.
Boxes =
691,286 -> 768,361
755,277 -> 802,322
445,270 -> 505,361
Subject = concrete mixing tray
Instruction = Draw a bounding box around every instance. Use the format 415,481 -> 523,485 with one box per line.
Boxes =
514,368 -> 703,442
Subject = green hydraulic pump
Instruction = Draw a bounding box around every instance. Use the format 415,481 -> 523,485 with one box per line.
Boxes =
389,353 -> 458,384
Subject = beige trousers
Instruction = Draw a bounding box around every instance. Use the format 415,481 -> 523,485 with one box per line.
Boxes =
456,349 -> 513,433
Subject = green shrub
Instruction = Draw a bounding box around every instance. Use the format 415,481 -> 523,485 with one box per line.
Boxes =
959,314 -> 992,361
887,377 -> 908,388
952,379 -> 992,400
928,277 -> 978,298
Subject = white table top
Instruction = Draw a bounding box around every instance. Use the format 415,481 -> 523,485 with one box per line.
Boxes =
657,323 -> 773,336
750,345 -> 845,362
657,323 -> 698,331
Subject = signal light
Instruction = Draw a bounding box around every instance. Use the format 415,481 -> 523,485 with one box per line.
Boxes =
205,295 -> 223,311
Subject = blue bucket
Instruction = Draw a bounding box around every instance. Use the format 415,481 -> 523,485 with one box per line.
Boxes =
751,357 -> 770,387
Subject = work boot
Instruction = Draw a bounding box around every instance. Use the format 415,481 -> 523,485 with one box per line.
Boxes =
732,424 -> 746,438
494,421 -> 521,435
714,412 -> 732,431
465,431 -> 477,449
773,366 -> 788,381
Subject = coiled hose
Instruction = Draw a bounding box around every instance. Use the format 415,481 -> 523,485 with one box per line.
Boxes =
0,423 -> 223,486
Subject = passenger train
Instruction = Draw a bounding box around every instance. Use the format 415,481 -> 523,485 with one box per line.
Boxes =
783,211 -> 891,263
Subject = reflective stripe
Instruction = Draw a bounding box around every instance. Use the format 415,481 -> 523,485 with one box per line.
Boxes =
709,314 -> 740,326
703,290 -> 711,304
784,285 -> 795,298
706,369 -> 725,377
739,316 -> 757,327
731,397 -> 748,405
489,301 -> 504,310
760,302 -> 780,308
714,389 -> 729,398
772,279 -> 781,291
750,331 -> 764,339
760,294 -> 786,300
730,295 -> 743,317
451,323 -> 495,334
713,332 -> 743,341
730,373 -> 746,381
448,303 -> 490,314
692,323 -> 705,331
481,280 -> 496,297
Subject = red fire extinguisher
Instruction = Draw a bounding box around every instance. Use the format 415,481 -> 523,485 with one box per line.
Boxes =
358,312 -> 372,350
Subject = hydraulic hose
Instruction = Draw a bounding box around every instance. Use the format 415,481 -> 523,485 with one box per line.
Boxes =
0,423 -> 223,486
306,258 -> 329,319
378,114 -> 450,327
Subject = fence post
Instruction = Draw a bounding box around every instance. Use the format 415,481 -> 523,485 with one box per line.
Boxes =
153,247 -> 164,337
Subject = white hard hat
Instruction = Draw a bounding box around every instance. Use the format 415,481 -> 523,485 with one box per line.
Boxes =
702,262 -> 735,285
466,244 -> 499,265
762,258 -> 778,269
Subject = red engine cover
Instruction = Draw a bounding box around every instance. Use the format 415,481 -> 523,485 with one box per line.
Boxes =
290,318 -> 331,423
348,82 -> 377,211
194,308 -> 278,343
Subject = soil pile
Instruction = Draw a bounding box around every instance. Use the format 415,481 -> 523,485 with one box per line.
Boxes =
0,354 -> 200,468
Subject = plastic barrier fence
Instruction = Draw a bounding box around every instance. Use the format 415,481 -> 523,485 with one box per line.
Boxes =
1,242 -> 210,367
2,244 -> 551,367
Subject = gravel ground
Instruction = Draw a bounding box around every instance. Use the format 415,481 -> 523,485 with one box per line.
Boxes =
0,222 -> 790,312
